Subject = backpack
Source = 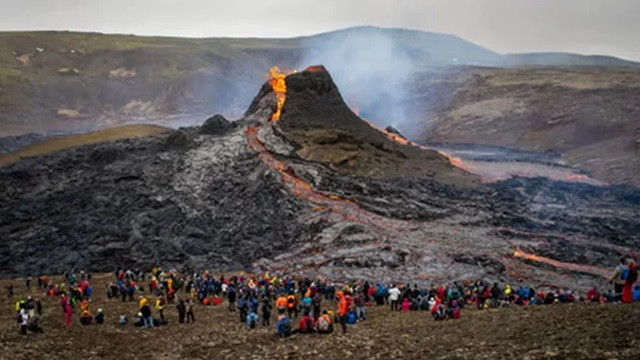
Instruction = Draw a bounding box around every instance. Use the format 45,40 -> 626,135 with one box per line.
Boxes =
346,312 -> 357,324
317,316 -> 330,332
627,265 -> 638,283
620,265 -> 629,280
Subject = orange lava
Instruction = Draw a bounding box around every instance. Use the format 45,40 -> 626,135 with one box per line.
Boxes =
266,66 -> 295,122
513,250 -> 610,278
305,65 -> 325,72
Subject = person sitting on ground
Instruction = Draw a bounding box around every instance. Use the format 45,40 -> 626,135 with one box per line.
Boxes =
446,300 -> 461,319
95,309 -> 105,324
316,310 -> 333,334
275,314 -> 292,338
401,297 -> 411,312
80,310 -> 93,325
298,310 -> 316,334
246,311 -> 259,329
432,303 -> 447,321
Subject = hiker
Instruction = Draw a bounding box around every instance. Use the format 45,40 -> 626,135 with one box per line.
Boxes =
177,299 -> 186,324
246,311 -> 259,329
140,299 -> 153,328
95,309 -> 105,324
238,294 -> 249,323
298,310 -> 316,334
491,282 -> 502,308
388,285 -> 401,311
80,310 -> 93,325
312,292 -> 322,319
275,314 -> 292,338
227,286 -> 237,312
6,284 -> 13,299
337,291 -> 348,334
261,295 -> 272,326
401,297 -> 411,312
609,258 -> 628,302
447,300 -> 461,319
186,299 -> 195,323
355,291 -> 366,321
623,259 -> 638,303
19,308 -> 28,335
287,291 -> 298,318
62,295 -> 73,326
316,310 -> 333,334
155,295 -> 166,321
275,293 -> 288,315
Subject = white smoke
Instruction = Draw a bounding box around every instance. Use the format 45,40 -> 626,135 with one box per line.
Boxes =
297,27 -> 419,137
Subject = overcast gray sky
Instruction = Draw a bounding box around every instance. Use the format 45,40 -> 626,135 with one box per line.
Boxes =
2,0 -> 639,61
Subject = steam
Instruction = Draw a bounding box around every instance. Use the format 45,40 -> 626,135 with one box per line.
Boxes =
297,27 -> 420,138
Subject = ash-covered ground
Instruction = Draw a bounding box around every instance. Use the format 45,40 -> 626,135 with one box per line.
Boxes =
1,67 -> 638,290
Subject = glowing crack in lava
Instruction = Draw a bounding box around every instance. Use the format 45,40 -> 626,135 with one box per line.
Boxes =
513,250 -> 610,278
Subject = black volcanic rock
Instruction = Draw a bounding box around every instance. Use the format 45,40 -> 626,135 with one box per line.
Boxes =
199,114 -> 235,135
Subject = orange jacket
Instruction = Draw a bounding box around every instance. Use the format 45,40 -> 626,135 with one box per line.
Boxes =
287,295 -> 297,309
337,293 -> 348,316
276,296 -> 288,308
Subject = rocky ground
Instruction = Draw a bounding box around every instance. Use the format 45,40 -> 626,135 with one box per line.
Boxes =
418,67 -> 640,186
1,274 -> 640,360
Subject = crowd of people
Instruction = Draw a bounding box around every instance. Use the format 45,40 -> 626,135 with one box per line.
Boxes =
7,256 -> 640,336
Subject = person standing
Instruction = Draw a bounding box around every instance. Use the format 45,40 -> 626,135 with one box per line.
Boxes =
388,285 -> 401,311
177,299 -> 186,324
19,309 -> 28,335
336,291 -> 348,334
623,259 -> 638,303
261,295 -> 272,326
140,300 -> 153,328
62,296 -> 73,326
609,258 -> 629,303
155,295 -> 166,322
186,299 -> 195,323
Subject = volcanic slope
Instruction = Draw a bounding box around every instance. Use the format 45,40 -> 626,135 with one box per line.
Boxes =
1,67 -> 639,290
245,66 -> 477,185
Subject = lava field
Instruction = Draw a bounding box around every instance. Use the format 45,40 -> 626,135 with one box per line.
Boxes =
0,66 -> 639,289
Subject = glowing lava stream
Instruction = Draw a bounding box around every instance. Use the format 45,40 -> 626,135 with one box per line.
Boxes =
513,250 -> 610,278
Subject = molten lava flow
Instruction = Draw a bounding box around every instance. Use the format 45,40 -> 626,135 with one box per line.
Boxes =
513,250 -> 610,278
305,65 -> 325,73
266,66 -> 294,122
355,112 -> 472,172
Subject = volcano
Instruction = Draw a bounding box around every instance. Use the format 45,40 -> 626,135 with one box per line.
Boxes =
245,66 -> 477,185
0,66 -> 639,289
